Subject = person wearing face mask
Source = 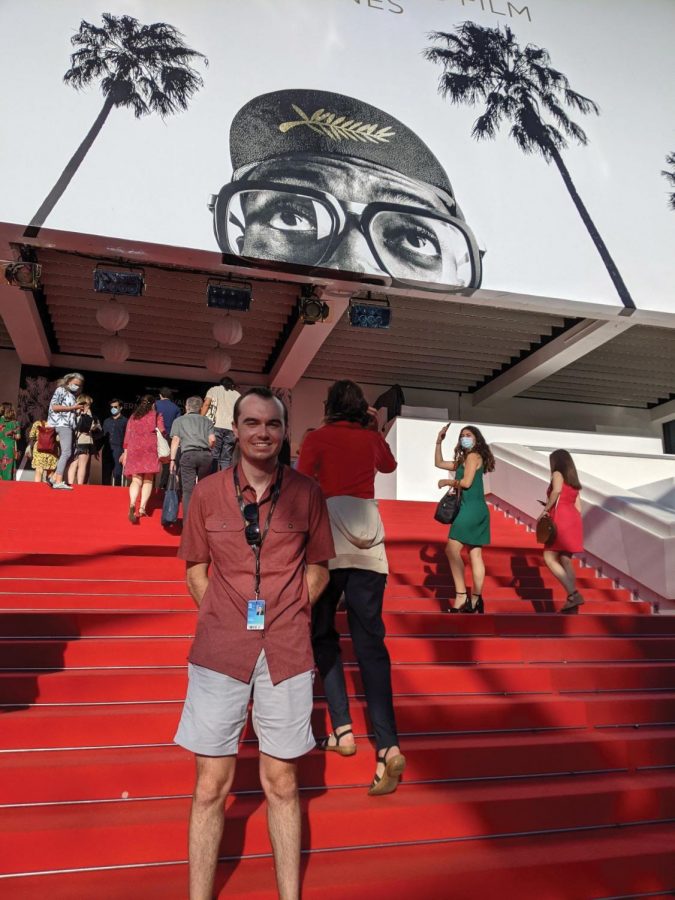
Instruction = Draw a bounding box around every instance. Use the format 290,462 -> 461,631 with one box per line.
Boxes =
47,373 -> 86,490
436,424 -> 495,613
102,399 -> 128,487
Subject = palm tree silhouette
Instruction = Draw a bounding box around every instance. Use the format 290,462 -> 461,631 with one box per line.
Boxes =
663,153 -> 675,211
25,14 -> 207,237
425,22 -> 635,310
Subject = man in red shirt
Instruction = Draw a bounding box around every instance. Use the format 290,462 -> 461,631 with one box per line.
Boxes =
175,387 -> 334,900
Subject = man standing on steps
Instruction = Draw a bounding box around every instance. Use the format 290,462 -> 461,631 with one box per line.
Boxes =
174,387 -> 334,900
169,396 -> 215,524
156,387 -> 181,490
101,399 -> 127,487
200,376 -> 241,472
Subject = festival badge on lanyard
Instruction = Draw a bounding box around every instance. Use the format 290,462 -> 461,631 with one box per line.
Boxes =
234,466 -> 283,632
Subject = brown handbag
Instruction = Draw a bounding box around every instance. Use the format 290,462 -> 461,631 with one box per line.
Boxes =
536,512 -> 557,545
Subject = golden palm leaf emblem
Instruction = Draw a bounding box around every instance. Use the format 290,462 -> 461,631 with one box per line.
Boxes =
279,105 -> 395,143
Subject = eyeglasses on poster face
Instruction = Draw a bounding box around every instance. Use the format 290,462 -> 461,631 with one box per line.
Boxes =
210,182 -> 482,290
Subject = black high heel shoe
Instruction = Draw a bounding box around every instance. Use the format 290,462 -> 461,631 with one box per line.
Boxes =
471,594 -> 485,614
447,591 -> 468,613
459,589 -> 474,613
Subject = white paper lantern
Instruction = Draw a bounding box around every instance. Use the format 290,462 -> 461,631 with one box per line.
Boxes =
96,300 -> 130,333
205,347 -> 232,375
212,316 -> 243,346
101,334 -> 130,363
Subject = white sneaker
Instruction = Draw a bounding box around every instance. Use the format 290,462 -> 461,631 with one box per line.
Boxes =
52,482 -> 73,491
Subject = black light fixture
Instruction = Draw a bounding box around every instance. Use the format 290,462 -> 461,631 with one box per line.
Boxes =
298,286 -> 329,325
348,298 -> 391,329
206,281 -> 253,311
4,261 -> 42,290
93,268 -> 145,296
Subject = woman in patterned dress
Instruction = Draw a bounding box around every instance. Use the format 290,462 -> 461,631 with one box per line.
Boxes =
120,395 -> 165,523
0,403 -> 21,481
436,423 -> 495,613
27,419 -> 59,483
539,449 -> 585,613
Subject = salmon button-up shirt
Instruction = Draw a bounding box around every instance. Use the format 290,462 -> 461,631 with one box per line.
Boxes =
178,465 -> 335,684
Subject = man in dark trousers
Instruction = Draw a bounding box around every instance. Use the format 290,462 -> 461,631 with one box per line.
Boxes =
101,399 -> 127,486
169,396 -> 215,523
156,387 -> 181,490
174,387 -> 334,900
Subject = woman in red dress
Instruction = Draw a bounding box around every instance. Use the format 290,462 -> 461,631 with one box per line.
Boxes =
120,395 -> 166,523
539,449 -> 584,613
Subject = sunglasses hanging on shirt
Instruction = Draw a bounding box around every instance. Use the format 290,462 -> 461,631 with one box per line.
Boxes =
233,465 -> 284,599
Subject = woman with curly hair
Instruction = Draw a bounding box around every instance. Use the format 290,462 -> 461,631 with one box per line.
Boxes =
120,395 -> 166,523
298,379 -> 405,796
436,423 -> 495,613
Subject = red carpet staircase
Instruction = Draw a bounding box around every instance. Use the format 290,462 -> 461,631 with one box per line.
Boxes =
0,482 -> 674,898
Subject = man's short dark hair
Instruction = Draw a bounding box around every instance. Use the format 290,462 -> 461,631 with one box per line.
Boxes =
220,377 -> 236,390
110,398 -> 122,406
159,386 -> 174,399
233,387 -> 287,426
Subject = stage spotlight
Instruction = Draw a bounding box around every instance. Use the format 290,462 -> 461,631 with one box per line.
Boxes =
93,269 -> 145,296
299,290 -> 329,325
4,262 -> 42,290
348,299 -> 391,329
207,282 -> 252,311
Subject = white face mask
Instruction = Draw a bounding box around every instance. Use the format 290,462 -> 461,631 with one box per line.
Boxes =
69,383 -> 81,393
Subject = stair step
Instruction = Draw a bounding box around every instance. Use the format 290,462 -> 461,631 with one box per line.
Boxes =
3,771 -> 675,876
0,595 -> 648,615
8,821 -> 675,899
2,662 -> 674,706
2,635 -> 673,669
2,729 -> 674,806
3,693 -> 675,752
1,611 -> 670,639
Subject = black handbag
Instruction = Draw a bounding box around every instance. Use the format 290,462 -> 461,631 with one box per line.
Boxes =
434,488 -> 462,525
161,474 -> 180,526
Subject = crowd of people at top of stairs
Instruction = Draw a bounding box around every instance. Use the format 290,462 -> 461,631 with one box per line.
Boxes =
4,373 -> 244,508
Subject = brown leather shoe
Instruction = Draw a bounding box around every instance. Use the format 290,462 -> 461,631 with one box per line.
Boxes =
317,728 -> 357,757
368,747 -> 406,796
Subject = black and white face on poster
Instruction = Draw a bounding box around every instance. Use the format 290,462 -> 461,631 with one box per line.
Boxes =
1,0 -> 674,311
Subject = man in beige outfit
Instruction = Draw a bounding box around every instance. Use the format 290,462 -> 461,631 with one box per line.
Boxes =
200,377 -> 241,471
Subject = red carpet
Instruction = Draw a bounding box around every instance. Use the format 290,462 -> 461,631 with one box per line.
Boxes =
0,481 -> 673,898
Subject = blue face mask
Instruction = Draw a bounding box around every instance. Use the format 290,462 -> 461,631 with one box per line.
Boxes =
460,436 -> 475,450
110,407 -> 120,416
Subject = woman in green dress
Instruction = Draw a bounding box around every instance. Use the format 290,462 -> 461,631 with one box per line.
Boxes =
435,423 -> 495,613
0,402 -> 21,481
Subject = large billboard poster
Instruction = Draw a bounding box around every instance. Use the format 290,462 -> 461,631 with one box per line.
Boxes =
1,0 -> 674,312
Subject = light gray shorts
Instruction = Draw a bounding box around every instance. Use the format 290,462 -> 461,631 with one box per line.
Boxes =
174,651 -> 315,759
